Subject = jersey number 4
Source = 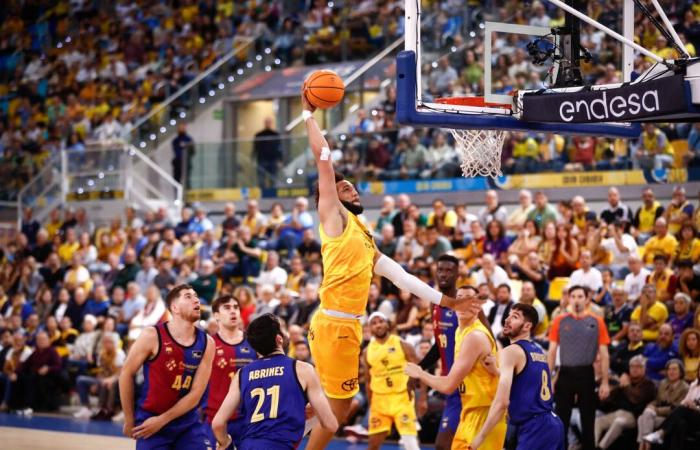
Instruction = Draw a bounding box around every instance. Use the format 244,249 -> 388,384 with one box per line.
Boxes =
250,385 -> 280,423
171,375 -> 192,390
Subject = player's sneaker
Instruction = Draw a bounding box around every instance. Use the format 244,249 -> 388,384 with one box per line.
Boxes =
74,406 -> 92,419
111,410 -> 125,422
344,424 -> 369,438
643,431 -> 664,444
19,408 -> 33,417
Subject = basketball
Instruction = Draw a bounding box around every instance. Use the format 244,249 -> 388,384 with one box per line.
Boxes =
304,70 -> 345,109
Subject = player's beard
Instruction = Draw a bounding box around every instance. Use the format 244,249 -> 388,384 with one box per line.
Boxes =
503,323 -> 523,339
341,200 -> 364,215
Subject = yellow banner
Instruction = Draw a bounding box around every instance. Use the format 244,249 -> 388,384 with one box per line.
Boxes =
186,188 -> 262,202
501,170 -> 646,189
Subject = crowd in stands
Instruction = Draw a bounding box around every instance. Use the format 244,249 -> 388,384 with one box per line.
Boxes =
1,182 -> 700,447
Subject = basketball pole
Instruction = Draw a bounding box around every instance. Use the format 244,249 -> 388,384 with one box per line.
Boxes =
284,37 -> 404,133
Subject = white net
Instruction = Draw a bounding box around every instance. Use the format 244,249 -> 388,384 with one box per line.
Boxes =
449,128 -> 506,178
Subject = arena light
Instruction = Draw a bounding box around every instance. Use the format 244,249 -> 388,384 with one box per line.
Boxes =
179,111 -> 186,119
98,172 -> 104,179
265,65 -> 271,72
274,58 -> 281,65
208,90 -> 215,97
159,126 -> 167,133
217,83 -> 224,90
57,42 -> 63,48
451,46 -> 457,52
469,31 -> 476,37
479,23 -> 485,29
237,69 -> 244,75
128,148 -> 136,156
149,134 -> 157,141
328,1 -> 334,6
199,97 -> 206,104
296,169 -> 304,175
264,48 -> 271,54
77,188 -> 84,194
255,55 -> 262,61
340,134 -> 347,141
227,75 -> 234,82
169,119 -> 176,126
139,141 -> 147,148
246,62 -> 253,68
286,178 -> 293,184
87,179 -> 94,187
66,37 -> 72,43
431,61 -> 438,68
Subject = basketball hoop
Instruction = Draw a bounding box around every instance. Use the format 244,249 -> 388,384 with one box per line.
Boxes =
435,97 -> 511,178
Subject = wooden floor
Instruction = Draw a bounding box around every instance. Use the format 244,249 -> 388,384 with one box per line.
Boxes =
2,426 -> 134,450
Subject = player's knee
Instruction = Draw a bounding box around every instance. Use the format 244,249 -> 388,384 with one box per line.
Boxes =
400,435 -> 421,450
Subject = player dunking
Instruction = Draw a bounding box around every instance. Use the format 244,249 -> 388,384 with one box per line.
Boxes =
405,286 -> 505,450
301,86 -> 474,450
202,295 -> 257,449
471,304 -> 564,450
119,284 -> 215,449
364,312 -> 421,450
418,254 -> 462,450
212,313 -> 337,449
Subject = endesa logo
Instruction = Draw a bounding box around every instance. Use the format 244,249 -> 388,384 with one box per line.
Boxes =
522,74 -> 686,124
558,90 -> 660,122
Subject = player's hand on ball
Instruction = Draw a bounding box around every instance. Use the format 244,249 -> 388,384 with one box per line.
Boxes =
300,85 -> 316,113
404,362 -> 422,379
132,415 -> 166,439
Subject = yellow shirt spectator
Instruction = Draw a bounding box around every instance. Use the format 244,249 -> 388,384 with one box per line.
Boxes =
58,241 -> 80,264
642,234 -> 678,264
631,300 -> 669,341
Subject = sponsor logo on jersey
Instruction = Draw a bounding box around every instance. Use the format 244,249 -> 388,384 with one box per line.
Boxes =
192,350 -> 203,359
342,378 -> 359,391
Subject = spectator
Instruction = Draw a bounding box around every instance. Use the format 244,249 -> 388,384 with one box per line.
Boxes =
664,186 -> 694,236
600,187 -> 634,225
511,132 -> 541,173
611,322 -> 646,376
632,284 -> 669,342
634,123 -> 675,170
74,333 -> 125,420
598,221 -> 638,279
637,359 -> 689,450
641,218 -> 678,266
676,222 -> 700,265
548,285 -> 611,450
474,254 -> 511,296
374,196 -> 397,235
395,219 -> 423,264
506,189 -> 535,231
606,287 -> 632,344
548,224 -> 579,279
121,283 -> 146,329
273,290 -> 299,328
624,255 -> 651,303
297,229 -> 322,263
484,220 -> 510,264
642,365 -> 700,448
594,355 -> 656,450
477,190 -> 508,227
568,249 -> 603,293
426,198 -> 458,237
253,117 -> 282,189
242,200 -> 268,238
376,224 -> 398,258
486,283 -> 514,346
391,194 -> 412,237
677,259 -> 700,299
256,251 -> 288,295
285,256 -> 307,293
190,260 -> 218,304
403,133 -> 429,178
295,283 -> 320,329
127,286 -> 167,342
527,191 -> 558,233
670,293 -> 694,339
276,197 -> 314,256
11,331 -> 64,413
84,285 -> 110,319
571,195 -> 599,233
507,219 -> 541,264
634,188 -> 665,244
679,328 -> 700,383
1,331 -> 32,412
643,324 -> 679,381
648,254 -> 677,303
423,226 -> 452,261
172,124 -> 195,187
221,203 -> 240,232
113,248 -> 141,290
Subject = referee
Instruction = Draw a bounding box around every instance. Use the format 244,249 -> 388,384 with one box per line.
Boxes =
548,285 -> 610,450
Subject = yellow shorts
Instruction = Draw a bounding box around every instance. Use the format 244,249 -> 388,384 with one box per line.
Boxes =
368,391 -> 417,436
308,311 -> 363,399
452,407 -> 507,450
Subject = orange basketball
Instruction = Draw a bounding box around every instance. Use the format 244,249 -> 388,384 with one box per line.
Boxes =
304,70 -> 345,109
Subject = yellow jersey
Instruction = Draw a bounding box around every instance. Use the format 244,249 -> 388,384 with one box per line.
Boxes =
637,202 -> 662,234
455,319 -> 499,410
319,211 -> 375,316
366,334 -> 409,395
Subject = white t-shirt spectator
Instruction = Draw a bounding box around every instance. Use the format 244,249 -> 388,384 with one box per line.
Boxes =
6,346 -> 32,365
135,267 -> 158,295
624,268 -> 651,301
474,265 -> 511,289
601,234 -> 638,265
256,267 -> 288,290
568,267 -> 603,292
477,205 -> 508,227
128,299 -> 167,341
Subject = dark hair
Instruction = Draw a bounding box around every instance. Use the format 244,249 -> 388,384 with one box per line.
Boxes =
677,259 -> 694,268
211,294 -> 241,313
496,283 -> 511,293
486,220 -> 505,240
511,303 -> 539,332
246,313 -> 282,356
568,284 -> 589,297
314,172 -> 346,209
457,285 -> 478,295
437,254 -> 459,266
165,284 -> 194,310
653,254 -> 669,264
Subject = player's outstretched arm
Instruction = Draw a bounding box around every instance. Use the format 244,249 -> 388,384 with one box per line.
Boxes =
298,360 -> 339,432
405,330 -> 490,394
119,327 -> 158,438
471,346 -> 520,450
373,251 -> 479,314
132,335 -> 215,439
302,90 -> 344,237
212,370 -> 241,449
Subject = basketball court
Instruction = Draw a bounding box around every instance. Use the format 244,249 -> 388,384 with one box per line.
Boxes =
0,414 -> 407,450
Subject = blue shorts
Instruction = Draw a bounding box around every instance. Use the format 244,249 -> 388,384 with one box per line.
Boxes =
204,418 -> 246,450
439,392 -> 462,434
239,438 -> 299,450
513,411 -> 565,450
135,410 -> 211,450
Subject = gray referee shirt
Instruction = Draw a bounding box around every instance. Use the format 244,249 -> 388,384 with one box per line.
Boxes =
550,312 -> 610,367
